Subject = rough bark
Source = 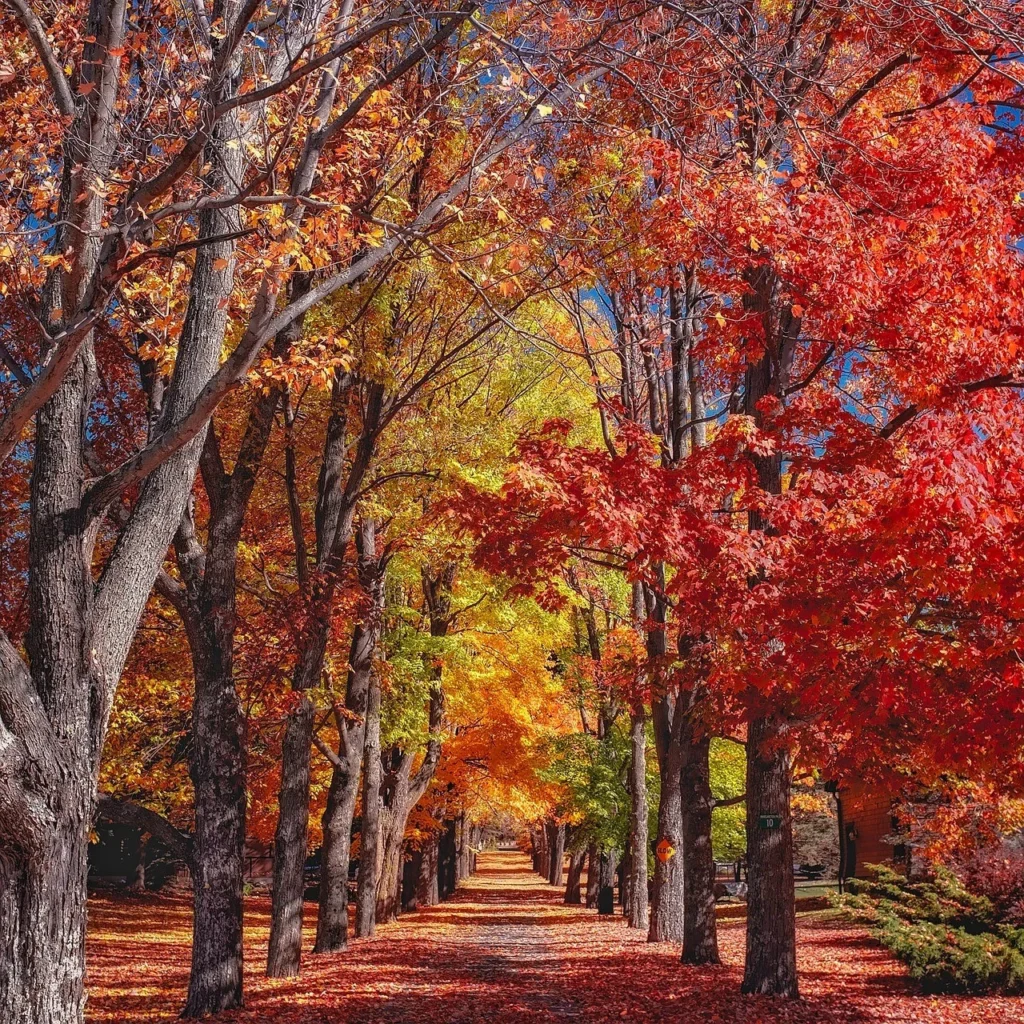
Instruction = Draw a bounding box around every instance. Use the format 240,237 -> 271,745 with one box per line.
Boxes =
183,252 -> 305,1009
619,850 -> 630,911
312,520 -> 385,954
626,707 -> 649,930
739,271 -> 799,997
597,850 -> 618,915
0,8 -> 141,1019
375,772 -> 407,924
564,849 -> 585,904
185,640 -> 247,1015
356,668 -> 383,937
680,724 -> 720,965
742,714 -> 798,997
585,843 -> 600,908
645,573 -> 685,944
648,692 -> 684,942
546,821 -> 565,886
438,818 -> 458,899
459,812 -> 474,881
416,835 -> 440,908
178,41 -> 318,1004
265,691 -> 316,975
274,379 -> 381,968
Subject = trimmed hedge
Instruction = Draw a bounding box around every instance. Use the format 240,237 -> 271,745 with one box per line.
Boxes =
834,865 -> 1024,994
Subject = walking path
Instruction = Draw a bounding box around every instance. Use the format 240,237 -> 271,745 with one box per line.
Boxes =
86,850 -> 1016,1023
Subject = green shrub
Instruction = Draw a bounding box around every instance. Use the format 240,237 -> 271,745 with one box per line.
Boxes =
833,865 -> 1024,994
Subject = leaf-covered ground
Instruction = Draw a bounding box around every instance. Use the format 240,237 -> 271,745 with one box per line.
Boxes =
86,851 -> 1018,1023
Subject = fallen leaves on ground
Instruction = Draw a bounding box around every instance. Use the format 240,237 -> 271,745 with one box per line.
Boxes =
86,852 -> 1019,1023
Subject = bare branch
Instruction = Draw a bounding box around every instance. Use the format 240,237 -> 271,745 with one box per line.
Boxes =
313,733 -> 345,769
4,0 -> 75,115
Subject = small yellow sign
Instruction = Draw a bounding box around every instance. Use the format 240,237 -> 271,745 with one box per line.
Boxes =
656,838 -> 676,863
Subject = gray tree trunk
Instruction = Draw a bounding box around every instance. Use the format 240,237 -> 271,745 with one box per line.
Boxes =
626,707 -> 649,930
585,843 -> 600,908
597,850 -> 618,915
546,821 -> 565,886
680,726 -> 719,964
564,849 -> 585,904
648,693 -> 684,942
312,521 -> 385,954
742,714 -> 798,996
740,280 -> 798,997
356,668 -> 383,937
272,380 -> 383,969
416,835 -> 440,908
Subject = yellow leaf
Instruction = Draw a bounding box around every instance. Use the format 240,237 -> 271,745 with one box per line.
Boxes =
714,311 -> 726,329
538,217 -> 554,231
536,104 -> 553,118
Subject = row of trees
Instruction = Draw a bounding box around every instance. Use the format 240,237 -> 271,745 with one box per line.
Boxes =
450,0 -> 1024,1000
2,0 -> 1023,1021
0,0 -> 590,1017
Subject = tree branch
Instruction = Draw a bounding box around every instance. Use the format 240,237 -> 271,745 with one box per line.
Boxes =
833,52 -> 915,123
0,629 -> 62,856
79,56 -> 616,517
712,793 -> 746,809
313,732 -> 345,770
880,374 -> 1024,438
4,0 -> 76,116
94,794 -> 193,869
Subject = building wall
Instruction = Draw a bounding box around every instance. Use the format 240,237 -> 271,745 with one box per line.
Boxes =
839,779 -> 898,877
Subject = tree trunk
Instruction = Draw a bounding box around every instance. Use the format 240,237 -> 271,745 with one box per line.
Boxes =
742,714 -> 798,997
416,836 -> 440,907
272,373 -> 382,969
401,851 -> 420,911
438,819 -> 458,899
564,849 -> 585,904
546,821 -> 565,886
312,520 -> 384,954
585,843 -> 600,908
312,756 -> 358,952
129,833 -> 148,894
646,574 -> 685,943
458,812 -> 472,881
355,668 -> 382,938
270,611 -> 335,969
680,725 -> 719,965
184,650 -> 246,1017
376,791 -> 406,924
374,564 -> 451,921
739,303 -> 798,996
627,706 -> 649,930
648,695 -> 684,942
0,810 -> 91,1024
597,850 -> 618,915
266,692 -> 315,975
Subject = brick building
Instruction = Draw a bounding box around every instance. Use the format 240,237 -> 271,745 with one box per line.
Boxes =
835,778 -> 910,881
